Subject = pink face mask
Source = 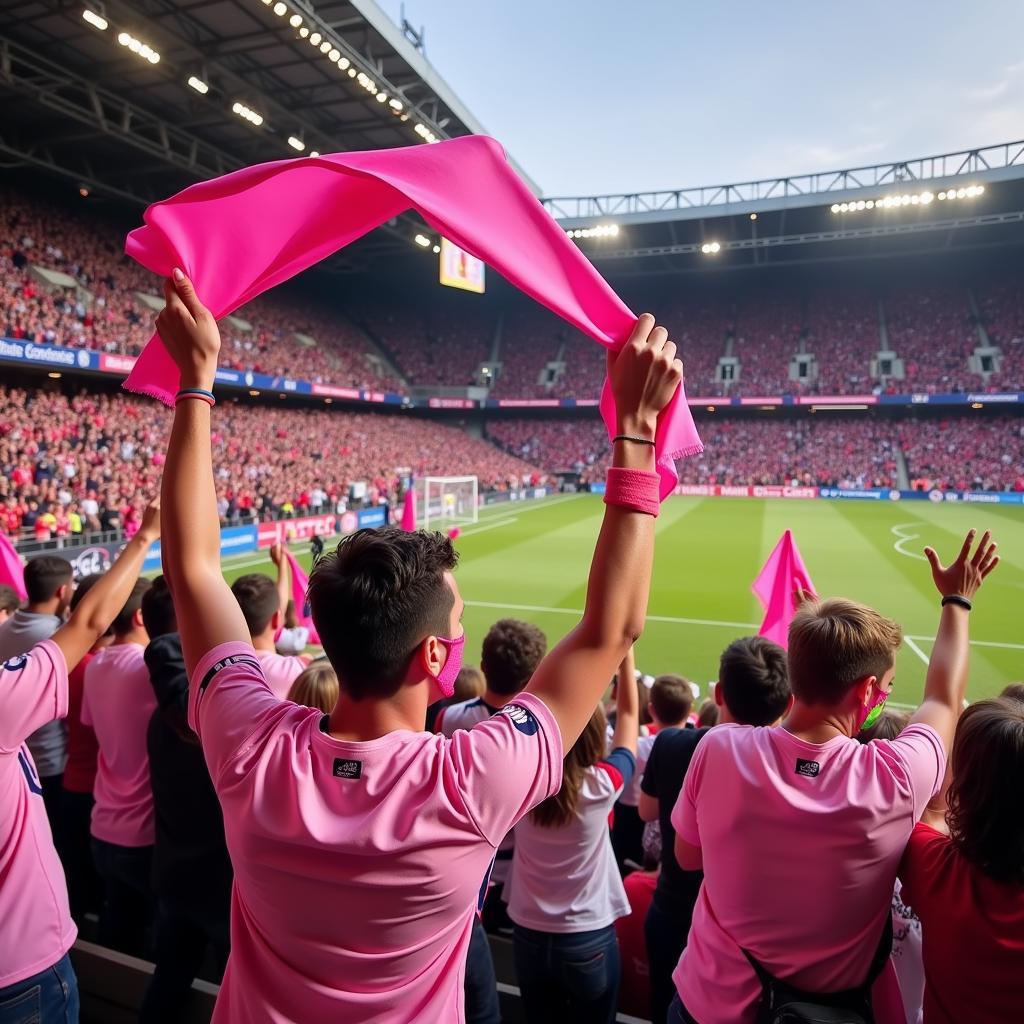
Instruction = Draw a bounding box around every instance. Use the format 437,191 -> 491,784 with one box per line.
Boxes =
432,633 -> 465,699
856,685 -> 890,732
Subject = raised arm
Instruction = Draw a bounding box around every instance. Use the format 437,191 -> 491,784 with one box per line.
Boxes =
270,541 -> 290,617
51,501 -> 160,670
609,647 -> 639,754
910,529 -> 999,752
525,315 -> 682,749
156,271 -> 250,675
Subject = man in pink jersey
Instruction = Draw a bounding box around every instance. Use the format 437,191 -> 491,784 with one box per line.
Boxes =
669,535 -> 999,1024
155,269 -> 682,1024
0,502 -> 159,1021
229,549 -> 309,698
81,576 -> 157,955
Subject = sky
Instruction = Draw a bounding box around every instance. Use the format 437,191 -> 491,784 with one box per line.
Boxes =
374,0 -> 1024,197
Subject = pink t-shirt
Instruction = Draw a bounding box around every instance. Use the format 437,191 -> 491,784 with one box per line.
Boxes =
255,649 -> 306,699
0,640 -> 77,987
82,642 -> 157,847
672,722 -> 945,1024
189,641 -> 562,1023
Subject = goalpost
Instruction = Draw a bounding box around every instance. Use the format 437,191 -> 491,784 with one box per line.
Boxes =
421,476 -> 479,530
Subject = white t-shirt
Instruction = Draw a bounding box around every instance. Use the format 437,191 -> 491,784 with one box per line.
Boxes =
508,747 -> 635,933
188,641 -> 562,1023
619,732 -> 657,807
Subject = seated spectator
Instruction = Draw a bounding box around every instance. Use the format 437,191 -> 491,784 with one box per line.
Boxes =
507,650 -> 639,1024
0,503 -> 157,1020
613,673 -> 695,872
81,577 -> 156,955
154,275 -> 680,1022
616,821 -> 663,1022
287,660 -> 340,713
696,697 -> 719,728
639,636 -> 791,1024
899,697 -> 1024,1024
668,532 -> 998,1023
141,576 -> 232,1024
0,583 -> 19,622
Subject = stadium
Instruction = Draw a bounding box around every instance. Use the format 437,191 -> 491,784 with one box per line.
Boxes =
0,2 -> 1021,1023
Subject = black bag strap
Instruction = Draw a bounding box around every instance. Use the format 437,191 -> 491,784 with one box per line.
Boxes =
742,914 -> 894,1004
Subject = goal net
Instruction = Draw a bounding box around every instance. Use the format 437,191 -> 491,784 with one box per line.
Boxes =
421,476 -> 479,530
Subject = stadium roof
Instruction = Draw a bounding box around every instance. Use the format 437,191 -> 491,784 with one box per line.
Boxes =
0,0 -> 538,266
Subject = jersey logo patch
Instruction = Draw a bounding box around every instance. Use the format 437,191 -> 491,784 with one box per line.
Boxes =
501,704 -> 539,736
333,758 -> 362,780
2,654 -> 28,673
795,757 -> 820,778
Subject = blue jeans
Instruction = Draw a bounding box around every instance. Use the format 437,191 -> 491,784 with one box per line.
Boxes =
512,923 -> 620,1024
464,916 -> 500,1024
0,953 -> 79,1024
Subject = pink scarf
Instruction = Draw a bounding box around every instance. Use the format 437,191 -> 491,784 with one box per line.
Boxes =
284,550 -> 320,646
752,529 -> 815,649
123,136 -> 702,498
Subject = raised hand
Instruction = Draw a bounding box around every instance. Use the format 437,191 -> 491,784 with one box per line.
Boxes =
608,314 -> 683,439
156,269 -> 221,390
138,498 -> 161,544
269,541 -> 284,567
924,529 -> 999,601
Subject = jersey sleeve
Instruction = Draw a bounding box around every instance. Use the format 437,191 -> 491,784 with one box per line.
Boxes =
898,821 -> 948,912
0,640 -> 68,753
188,640 -> 288,781
599,746 -> 636,794
446,693 -> 563,847
879,723 -> 947,821
671,733 -> 709,846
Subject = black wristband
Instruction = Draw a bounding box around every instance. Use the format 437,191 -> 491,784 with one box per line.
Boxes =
612,434 -> 656,447
941,594 -> 973,612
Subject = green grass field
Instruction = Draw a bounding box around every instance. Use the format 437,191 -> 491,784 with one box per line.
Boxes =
221,494 -> 1024,704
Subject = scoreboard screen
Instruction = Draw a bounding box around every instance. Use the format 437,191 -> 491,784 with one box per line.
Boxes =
439,237 -> 486,294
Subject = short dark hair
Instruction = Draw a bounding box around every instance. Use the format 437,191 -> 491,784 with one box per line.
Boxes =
24,556 -> 72,604
307,527 -> 459,701
0,584 -> 20,614
718,636 -> 791,726
480,619 -> 547,697
141,575 -> 177,639
69,573 -> 113,638
1000,682 -> 1024,705
231,574 -> 279,637
947,698 -> 1024,885
112,578 -> 151,636
650,674 -> 694,726
788,598 -> 902,706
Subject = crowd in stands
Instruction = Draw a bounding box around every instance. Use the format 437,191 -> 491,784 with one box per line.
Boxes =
0,384 -> 544,542
899,417 -> 1024,493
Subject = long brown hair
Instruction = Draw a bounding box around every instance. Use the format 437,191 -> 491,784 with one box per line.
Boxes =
947,697 -> 1024,885
531,706 -> 606,828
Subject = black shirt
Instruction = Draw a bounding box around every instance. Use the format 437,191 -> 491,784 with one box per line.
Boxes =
641,726 -> 710,917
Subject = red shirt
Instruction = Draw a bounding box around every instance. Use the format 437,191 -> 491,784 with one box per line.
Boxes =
615,869 -> 658,1021
63,651 -> 100,794
900,822 -> 1024,1024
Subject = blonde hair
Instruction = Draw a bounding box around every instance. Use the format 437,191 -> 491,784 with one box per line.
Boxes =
788,598 -> 902,706
287,660 -> 340,713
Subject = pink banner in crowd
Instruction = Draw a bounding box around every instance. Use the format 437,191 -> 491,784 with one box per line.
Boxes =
752,529 -> 815,649
400,488 -> 417,532
0,532 -> 26,601
121,136 -> 702,499
284,550 -> 320,646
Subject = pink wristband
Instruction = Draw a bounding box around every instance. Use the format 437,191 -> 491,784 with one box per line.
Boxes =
603,467 -> 660,517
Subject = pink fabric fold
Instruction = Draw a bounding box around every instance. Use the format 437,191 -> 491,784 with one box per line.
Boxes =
121,136 -> 702,498
400,488 -> 417,532
285,550 -> 320,646
752,529 -> 815,649
0,532 -> 26,601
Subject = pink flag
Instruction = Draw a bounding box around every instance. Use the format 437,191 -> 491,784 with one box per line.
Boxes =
285,550 -> 320,646
400,488 -> 417,532
751,530 -> 815,649
122,136 -> 702,499
0,532 -> 26,602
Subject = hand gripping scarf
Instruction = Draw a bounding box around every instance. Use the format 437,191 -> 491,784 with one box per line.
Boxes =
123,135 -> 703,498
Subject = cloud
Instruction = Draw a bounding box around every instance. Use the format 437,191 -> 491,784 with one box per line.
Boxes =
968,61 -> 1024,102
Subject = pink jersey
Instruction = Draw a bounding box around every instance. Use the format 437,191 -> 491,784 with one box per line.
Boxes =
255,649 -> 306,699
82,642 -> 157,847
0,640 -> 77,987
672,722 -> 945,1023
188,641 -> 562,1023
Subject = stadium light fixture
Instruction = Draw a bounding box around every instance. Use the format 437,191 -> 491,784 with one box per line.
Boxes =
565,223 -> 620,240
749,213 -> 757,221
319,41 -> 332,54
432,244 -> 441,253
187,75 -> 210,95
309,31 -> 322,45
414,234 -> 431,247
700,241 -> 721,254
389,98 -> 403,111
287,135 -> 305,152
309,150 -> 320,158
231,101 -> 265,127
833,185 -> 982,213
117,31 -> 161,64
82,9 -> 108,31
48,372 -> 63,379
272,1 -> 287,15
299,26 -> 309,37
338,56 -> 351,70
329,47 -> 341,61
289,13 -> 302,27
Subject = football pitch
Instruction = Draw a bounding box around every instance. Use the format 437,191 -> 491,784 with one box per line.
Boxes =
220,494 -> 1024,704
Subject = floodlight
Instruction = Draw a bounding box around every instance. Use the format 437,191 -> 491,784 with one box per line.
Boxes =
82,9 -> 108,30
187,75 -> 209,95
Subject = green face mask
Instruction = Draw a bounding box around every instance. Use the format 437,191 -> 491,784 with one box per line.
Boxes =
858,691 -> 889,732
